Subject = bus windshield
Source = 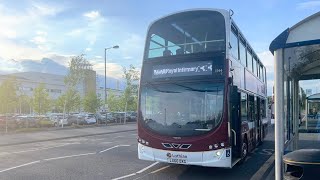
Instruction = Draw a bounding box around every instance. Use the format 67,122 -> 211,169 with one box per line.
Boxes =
146,10 -> 226,59
140,82 -> 224,137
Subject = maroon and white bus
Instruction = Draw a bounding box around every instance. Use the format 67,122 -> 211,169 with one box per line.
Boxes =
138,9 -> 268,168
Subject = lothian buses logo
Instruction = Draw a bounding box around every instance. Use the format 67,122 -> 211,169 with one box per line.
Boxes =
166,153 -> 187,159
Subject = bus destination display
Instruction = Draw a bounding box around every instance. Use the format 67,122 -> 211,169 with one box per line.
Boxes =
152,61 -> 223,79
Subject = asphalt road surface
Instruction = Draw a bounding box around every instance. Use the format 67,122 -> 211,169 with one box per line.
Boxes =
0,127 -> 274,180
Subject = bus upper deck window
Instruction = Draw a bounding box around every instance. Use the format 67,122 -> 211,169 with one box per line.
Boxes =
163,49 -> 173,56
176,48 -> 184,55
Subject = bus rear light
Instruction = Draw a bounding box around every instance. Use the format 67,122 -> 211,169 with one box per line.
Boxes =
141,139 -> 146,144
209,145 -> 213,150
146,142 -> 149,145
138,138 -> 141,142
214,144 -> 219,148
220,142 -> 225,147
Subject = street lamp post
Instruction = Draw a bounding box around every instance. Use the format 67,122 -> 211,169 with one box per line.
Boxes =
104,45 -> 119,125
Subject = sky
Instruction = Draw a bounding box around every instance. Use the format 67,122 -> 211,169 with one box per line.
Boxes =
0,0 -> 320,94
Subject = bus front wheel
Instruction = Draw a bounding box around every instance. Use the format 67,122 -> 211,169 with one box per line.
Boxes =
239,140 -> 248,163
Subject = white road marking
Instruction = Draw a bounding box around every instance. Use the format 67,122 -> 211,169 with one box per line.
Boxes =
250,153 -> 275,180
0,144 -> 131,174
112,173 -> 137,180
136,162 -> 159,173
99,145 -> 130,153
0,143 -> 78,156
112,162 -> 159,180
0,161 -> 40,173
150,165 -> 171,174
43,152 -> 96,161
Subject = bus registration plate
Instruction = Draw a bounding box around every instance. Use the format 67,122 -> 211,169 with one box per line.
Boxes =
168,158 -> 187,164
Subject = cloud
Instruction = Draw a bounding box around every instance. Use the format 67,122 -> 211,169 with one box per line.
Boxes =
0,39 -> 47,61
95,56 -> 102,59
118,33 -> 144,63
92,62 -> 123,79
0,3 -> 67,61
85,48 -> 92,52
67,11 -> 106,46
258,51 -> 274,95
29,1 -> 65,16
31,36 -> 47,44
83,11 -> 100,20
296,1 -> 320,10
36,31 -> 47,36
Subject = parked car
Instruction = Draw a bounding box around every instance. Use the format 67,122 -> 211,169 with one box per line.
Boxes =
35,116 -> 55,127
0,115 -> 17,130
126,111 -> 137,122
15,115 -> 38,128
67,115 -> 86,125
84,113 -> 97,124
106,112 -> 116,123
95,113 -> 106,124
112,112 -> 128,123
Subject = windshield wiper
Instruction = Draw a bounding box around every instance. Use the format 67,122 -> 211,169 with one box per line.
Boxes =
194,129 -> 211,131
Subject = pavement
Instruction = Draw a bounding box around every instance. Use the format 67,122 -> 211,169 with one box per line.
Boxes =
264,122 -> 320,180
0,123 -> 137,147
0,124 -> 276,180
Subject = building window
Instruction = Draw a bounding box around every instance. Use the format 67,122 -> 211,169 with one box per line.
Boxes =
50,89 -> 62,93
230,30 -> 239,60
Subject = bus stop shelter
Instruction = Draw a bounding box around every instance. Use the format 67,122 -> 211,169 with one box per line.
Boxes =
269,11 -> 320,179
304,93 -> 320,130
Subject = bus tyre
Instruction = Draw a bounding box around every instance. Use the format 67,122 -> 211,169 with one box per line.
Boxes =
239,140 -> 248,164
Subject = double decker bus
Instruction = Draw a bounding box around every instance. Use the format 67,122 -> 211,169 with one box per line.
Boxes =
137,9 -> 268,168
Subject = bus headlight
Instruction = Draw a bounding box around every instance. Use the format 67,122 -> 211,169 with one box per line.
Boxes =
139,145 -> 145,153
214,150 -> 223,157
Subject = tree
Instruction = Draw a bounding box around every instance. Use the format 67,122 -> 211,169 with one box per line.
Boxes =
107,91 -> 122,112
56,89 -> 81,114
83,91 -> 101,113
63,54 -> 91,113
18,94 -> 33,114
0,76 -> 18,114
32,83 -> 51,115
121,65 -> 140,112
64,54 -> 90,87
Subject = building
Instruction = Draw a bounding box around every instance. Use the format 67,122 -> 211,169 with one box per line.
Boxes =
0,71 -> 124,114
0,72 -> 66,99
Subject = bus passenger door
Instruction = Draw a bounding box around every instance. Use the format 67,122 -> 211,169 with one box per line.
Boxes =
229,86 -> 241,158
256,97 -> 262,144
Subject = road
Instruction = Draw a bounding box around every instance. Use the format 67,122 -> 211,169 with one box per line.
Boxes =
0,126 -> 274,180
